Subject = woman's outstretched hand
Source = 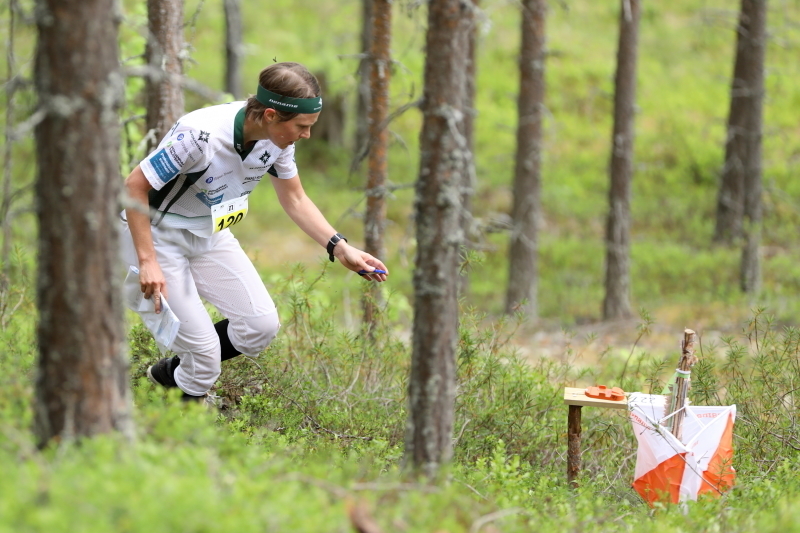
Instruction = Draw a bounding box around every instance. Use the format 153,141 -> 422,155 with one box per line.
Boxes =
333,242 -> 388,282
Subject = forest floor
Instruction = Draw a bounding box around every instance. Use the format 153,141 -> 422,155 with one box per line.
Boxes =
513,314 -> 733,375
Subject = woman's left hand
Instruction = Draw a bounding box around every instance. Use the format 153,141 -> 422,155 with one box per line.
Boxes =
333,242 -> 389,282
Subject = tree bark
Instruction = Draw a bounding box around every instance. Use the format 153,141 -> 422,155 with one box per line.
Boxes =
739,0 -> 766,294
505,0 -> 546,317
145,0 -> 184,153
34,0 -> 132,447
363,0 -> 392,332
714,0 -> 766,245
1,0 -> 19,285
223,0 -> 243,99
602,0 -> 640,321
355,0 -> 374,156
458,0 -> 478,297
405,0 -> 471,477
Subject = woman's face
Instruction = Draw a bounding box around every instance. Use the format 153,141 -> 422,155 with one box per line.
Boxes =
266,111 -> 320,149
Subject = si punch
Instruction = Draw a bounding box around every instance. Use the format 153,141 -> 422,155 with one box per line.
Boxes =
358,269 -> 387,276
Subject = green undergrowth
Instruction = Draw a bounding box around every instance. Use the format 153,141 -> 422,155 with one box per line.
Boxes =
4,269 -> 800,531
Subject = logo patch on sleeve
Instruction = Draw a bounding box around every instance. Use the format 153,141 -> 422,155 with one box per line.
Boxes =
149,149 -> 180,183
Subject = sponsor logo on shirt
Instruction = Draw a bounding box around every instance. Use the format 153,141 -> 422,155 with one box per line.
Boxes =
259,150 -> 271,164
207,184 -> 228,195
149,149 -> 179,183
190,131 -> 205,154
199,131 -> 210,143
167,145 -> 184,167
206,176 -> 214,183
177,133 -> 184,141
195,191 -> 225,207
243,175 -> 263,183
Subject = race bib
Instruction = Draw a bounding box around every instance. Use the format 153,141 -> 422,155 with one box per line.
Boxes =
211,196 -> 249,233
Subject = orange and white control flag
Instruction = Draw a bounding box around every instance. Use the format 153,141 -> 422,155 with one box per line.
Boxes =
628,393 -> 736,506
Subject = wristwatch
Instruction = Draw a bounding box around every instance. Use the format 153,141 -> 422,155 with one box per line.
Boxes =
327,233 -> 347,262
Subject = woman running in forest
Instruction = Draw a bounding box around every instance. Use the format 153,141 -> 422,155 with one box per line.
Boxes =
121,62 -> 388,401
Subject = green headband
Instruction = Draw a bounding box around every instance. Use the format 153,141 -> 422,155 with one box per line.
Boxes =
256,85 -> 322,114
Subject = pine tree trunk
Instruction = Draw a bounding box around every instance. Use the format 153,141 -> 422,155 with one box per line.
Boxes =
363,0 -> 392,332
1,0 -> 19,284
223,0 -> 243,99
355,0 -> 374,156
714,0 -> 766,245
458,0 -> 478,297
602,0 -> 640,321
405,0 -> 471,477
145,0 -> 184,152
505,0 -> 546,317
33,0 -> 132,447
739,0 -> 767,294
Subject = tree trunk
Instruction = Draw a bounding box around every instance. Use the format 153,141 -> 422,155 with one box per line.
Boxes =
34,0 -> 132,447
355,0 -> 374,156
739,0 -> 767,294
458,0 -> 478,297
405,0 -> 471,477
602,0 -> 640,321
145,0 -> 184,152
714,0 -> 766,245
223,0 -> 243,99
1,0 -> 19,285
505,0 -> 546,317
363,0 -> 392,332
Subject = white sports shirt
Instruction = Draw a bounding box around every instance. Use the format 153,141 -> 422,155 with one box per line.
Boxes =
140,101 -> 298,237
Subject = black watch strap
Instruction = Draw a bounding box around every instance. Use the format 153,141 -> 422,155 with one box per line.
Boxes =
326,233 -> 347,262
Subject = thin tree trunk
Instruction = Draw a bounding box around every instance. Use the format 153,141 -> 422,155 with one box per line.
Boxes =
714,0 -> 765,245
405,0 -> 471,478
223,0 -> 242,99
1,0 -> 18,286
505,0 -> 546,317
739,0 -> 767,294
34,0 -> 132,447
459,0 -> 478,297
602,0 -> 640,321
145,0 -> 184,152
355,0 -> 374,156
363,0 -> 392,332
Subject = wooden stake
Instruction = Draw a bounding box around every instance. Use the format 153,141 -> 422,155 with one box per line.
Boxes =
567,405 -> 582,488
666,329 -> 697,441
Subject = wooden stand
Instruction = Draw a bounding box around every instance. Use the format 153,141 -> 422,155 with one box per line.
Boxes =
563,387 -> 628,487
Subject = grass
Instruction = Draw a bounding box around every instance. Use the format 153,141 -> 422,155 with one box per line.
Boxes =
3,272 -> 800,531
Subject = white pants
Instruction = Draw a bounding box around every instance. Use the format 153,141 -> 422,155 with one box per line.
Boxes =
121,222 -> 280,395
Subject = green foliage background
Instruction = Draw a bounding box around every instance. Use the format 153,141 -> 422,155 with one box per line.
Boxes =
1,0 -> 800,531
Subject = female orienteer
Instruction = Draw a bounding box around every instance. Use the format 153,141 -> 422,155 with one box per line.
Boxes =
121,62 -> 388,401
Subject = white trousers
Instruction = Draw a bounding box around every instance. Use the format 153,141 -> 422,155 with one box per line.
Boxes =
120,222 -> 280,395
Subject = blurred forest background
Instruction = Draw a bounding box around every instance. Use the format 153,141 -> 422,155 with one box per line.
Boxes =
3,0 -> 800,338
